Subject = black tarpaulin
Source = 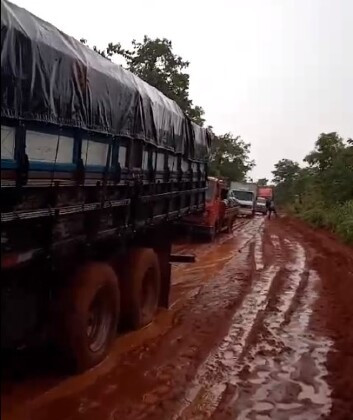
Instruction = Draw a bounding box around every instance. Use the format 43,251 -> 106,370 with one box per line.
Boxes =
1,0 -> 210,161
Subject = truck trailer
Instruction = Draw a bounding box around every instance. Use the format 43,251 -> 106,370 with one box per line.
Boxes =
1,0 -> 210,371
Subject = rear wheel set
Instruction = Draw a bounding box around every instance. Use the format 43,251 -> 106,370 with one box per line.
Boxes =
54,248 -> 161,371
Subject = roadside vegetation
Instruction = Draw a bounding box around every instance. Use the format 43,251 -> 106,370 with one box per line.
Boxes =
272,133 -> 353,244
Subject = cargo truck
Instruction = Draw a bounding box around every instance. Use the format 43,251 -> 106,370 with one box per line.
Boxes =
256,186 -> 274,215
1,0 -> 210,371
229,181 -> 257,217
257,187 -> 274,200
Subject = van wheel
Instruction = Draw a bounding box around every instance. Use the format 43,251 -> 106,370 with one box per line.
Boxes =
55,263 -> 120,372
118,249 -> 161,329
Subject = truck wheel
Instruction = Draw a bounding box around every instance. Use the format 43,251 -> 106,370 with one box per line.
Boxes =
119,249 -> 161,329
207,226 -> 216,242
56,263 -> 120,372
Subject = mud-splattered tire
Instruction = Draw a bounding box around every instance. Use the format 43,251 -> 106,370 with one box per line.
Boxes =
55,263 -> 120,372
118,249 -> 161,329
207,226 -> 216,242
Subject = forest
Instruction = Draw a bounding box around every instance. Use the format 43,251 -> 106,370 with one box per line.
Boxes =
272,133 -> 353,244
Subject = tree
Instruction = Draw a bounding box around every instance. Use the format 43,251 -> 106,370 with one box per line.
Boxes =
209,132 -> 255,181
272,159 -> 300,184
304,132 -> 345,171
272,159 -> 300,204
80,36 -> 205,125
270,133 -> 353,244
257,178 -> 268,186
319,141 -> 353,204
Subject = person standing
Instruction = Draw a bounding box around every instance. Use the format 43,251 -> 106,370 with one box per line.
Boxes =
265,198 -> 271,216
268,198 -> 277,219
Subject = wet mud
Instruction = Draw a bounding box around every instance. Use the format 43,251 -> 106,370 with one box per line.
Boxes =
2,216 -> 353,420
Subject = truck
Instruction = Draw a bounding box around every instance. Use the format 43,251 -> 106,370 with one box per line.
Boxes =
255,186 -> 274,215
229,181 -> 257,217
182,177 -> 239,240
1,0 -> 210,371
257,186 -> 274,200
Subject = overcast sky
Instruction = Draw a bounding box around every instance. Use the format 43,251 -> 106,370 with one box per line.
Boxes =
12,0 -> 353,180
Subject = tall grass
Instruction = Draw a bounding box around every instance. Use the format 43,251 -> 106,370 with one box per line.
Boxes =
295,200 -> 353,245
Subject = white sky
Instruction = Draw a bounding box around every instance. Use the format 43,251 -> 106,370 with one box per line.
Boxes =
11,0 -> 353,180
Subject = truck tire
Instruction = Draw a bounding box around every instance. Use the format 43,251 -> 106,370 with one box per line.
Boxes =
55,263 -> 120,372
118,248 -> 161,329
207,226 -> 216,242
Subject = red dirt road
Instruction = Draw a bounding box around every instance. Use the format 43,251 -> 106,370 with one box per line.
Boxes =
2,216 -> 353,420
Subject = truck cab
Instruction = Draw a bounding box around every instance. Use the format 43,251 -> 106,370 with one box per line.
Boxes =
255,196 -> 267,215
229,189 -> 255,217
184,177 -> 239,240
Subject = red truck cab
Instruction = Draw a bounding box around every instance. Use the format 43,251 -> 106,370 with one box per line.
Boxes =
184,177 -> 239,240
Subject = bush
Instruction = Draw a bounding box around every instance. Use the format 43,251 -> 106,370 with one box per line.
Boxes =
335,219 -> 353,244
296,200 -> 353,245
299,207 -> 327,229
330,200 -> 353,244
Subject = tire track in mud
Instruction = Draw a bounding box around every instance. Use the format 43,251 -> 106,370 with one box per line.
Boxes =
171,230 -> 283,419
172,223 -> 333,420
229,243 -> 333,420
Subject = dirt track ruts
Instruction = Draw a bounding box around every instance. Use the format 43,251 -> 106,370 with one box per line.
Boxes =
2,216 -> 353,420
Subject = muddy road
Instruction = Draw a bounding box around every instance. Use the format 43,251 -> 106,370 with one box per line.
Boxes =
2,216 -> 353,420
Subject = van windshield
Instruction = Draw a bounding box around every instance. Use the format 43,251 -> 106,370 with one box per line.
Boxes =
232,190 -> 253,201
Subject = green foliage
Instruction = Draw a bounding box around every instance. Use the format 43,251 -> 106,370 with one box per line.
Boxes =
80,36 -> 204,125
272,159 -> 300,184
208,132 -> 255,181
272,132 -> 353,244
271,159 -> 300,204
257,178 -> 268,186
296,201 -> 353,245
304,132 -> 345,171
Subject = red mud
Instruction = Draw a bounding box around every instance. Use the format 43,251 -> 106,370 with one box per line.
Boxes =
1,216 -> 353,420
281,217 -> 353,420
